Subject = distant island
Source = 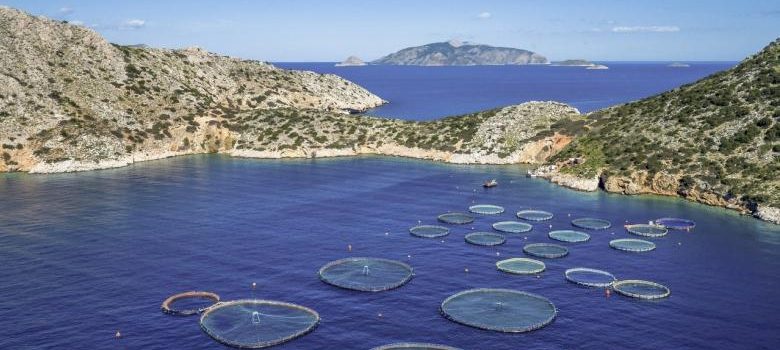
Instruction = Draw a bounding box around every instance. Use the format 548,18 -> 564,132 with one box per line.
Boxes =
335,56 -> 367,67
668,62 -> 691,68
372,40 -> 548,66
552,59 -> 608,69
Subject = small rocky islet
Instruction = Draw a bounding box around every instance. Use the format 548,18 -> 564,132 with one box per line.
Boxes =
0,7 -> 777,224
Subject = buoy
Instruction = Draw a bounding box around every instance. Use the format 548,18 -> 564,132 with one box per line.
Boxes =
678,242 -> 682,246
605,289 -> 612,297
440,240 -> 445,243
407,254 -> 412,259
378,312 -> 383,317
384,232 -> 389,236
567,213 -> 571,217
536,275 -> 540,279
347,244 -> 352,252
549,224 -> 553,228
464,268 -> 469,273
524,236 -> 528,240
496,252 -> 500,256
115,330 -> 122,339
251,282 -> 256,289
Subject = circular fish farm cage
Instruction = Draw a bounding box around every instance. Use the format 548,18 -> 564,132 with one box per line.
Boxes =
516,210 -> 554,221
437,212 -> 475,225
655,217 -> 696,230
492,221 -> 533,234
161,291 -> 220,316
318,257 -> 413,292
371,343 -> 462,350
468,204 -> 505,215
199,299 -> 319,349
564,268 -> 617,288
496,258 -> 546,274
440,288 -> 557,333
571,218 -> 612,230
465,232 -> 506,246
626,224 -> 668,238
409,225 -> 450,238
609,238 -> 656,253
548,230 -> 590,243
612,280 -> 671,299
523,243 -> 569,259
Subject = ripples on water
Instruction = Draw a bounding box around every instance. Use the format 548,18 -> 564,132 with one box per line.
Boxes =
0,155 -> 778,349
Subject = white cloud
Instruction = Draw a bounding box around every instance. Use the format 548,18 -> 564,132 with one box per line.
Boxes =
611,25 -> 680,33
477,12 -> 491,19
120,19 -> 146,29
59,7 -> 73,15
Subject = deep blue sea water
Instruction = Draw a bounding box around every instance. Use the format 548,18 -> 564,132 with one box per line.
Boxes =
275,62 -> 736,119
1,156 -> 779,349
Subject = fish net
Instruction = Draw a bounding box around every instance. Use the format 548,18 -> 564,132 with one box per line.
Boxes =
468,204 -> 505,215
440,288 -> 556,333
492,221 -> 533,234
516,210 -> 554,221
548,230 -> 590,243
564,268 -> 616,287
161,291 -> 220,316
371,343 -> 462,350
626,224 -> 668,238
609,238 -> 656,252
438,212 -> 475,224
409,225 -> 450,238
655,217 -> 695,230
496,258 -> 546,274
571,218 -> 612,230
523,243 -> 569,259
612,280 -> 671,299
199,299 -> 319,349
464,232 -> 506,246
318,257 -> 413,292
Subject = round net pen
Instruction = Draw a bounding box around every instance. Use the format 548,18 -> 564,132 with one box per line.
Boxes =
468,204 -> 505,215
199,299 -> 319,349
492,221 -> 533,234
655,217 -> 695,230
496,258 -> 546,274
571,218 -> 612,230
609,238 -> 656,253
371,343 -> 463,350
612,280 -> 671,299
516,210 -> 554,221
440,288 -> 556,333
523,243 -> 569,259
625,224 -> 668,238
161,291 -> 220,316
465,232 -> 506,246
318,257 -> 413,292
437,213 -> 475,225
548,230 -> 590,243
409,225 -> 450,238
564,268 -> 616,288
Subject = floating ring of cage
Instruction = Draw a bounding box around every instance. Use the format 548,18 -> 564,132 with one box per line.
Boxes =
612,280 -> 671,299
465,232 -> 506,246
548,230 -> 590,243
161,291 -> 220,316
492,221 -> 533,234
564,268 -> 617,288
318,257 -> 413,292
437,212 -> 476,224
516,210 -> 554,221
523,243 -> 569,259
409,225 -> 450,238
468,204 -> 505,215
496,258 -> 546,274
609,238 -> 656,252
655,217 -> 696,230
625,224 -> 668,238
371,343 -> 463,350
440,288 -> 556,333
199,299 -> 319,349
571,218 -> 612,230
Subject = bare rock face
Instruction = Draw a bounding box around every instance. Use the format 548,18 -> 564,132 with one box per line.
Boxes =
373,41 -> 548,66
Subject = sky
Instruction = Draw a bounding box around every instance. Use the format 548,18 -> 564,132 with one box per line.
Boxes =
1,0 -> 778,62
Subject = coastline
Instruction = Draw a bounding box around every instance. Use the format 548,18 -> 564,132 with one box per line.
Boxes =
14,147 -> 780,225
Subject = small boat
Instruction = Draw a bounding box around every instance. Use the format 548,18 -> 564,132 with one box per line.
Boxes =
483,179 -> 498,188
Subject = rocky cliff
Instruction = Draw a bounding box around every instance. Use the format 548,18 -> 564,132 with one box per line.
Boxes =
372,40 -> 548,66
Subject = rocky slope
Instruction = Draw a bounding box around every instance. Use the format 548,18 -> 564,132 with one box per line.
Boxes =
372,40 -> 548,66
335,56 -> 366,67
538,38 -> 780,223
0,7 -> 583,174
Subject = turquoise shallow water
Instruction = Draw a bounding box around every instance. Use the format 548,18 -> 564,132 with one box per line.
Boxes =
0,155 -> 778,349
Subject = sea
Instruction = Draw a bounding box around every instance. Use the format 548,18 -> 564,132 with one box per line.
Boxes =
2,62 -> 779,350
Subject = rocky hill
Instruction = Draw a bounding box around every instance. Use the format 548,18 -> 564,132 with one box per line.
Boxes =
372,40 -> 548,66
0,7 -> 582,173
535,39 -> 780,223
335,56 -> 366,67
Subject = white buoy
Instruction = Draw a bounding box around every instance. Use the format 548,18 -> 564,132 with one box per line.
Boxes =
115,330 -> 122,339
348,244 -> 352,252
251,282 -> 256,289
